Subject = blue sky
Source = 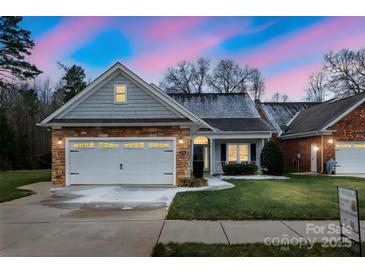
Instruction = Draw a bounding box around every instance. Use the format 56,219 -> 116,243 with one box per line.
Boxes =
22,16 -> 365,99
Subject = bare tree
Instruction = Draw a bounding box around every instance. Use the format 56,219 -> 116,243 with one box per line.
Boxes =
323,48 -> 365,98
282,94 -> 289,102
272,92 -> 280,102
272,92 -> 289,102
305,72 -> 326,102
249,68 -> 265,100
160,61 -> 195,94
208,59 -> 253,93
191,58 -> 210,93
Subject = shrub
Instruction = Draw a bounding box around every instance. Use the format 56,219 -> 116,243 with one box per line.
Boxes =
193,159 -> 204,178
222,163 -> 258,175
260,140 -> 284,175
178,177 -> 208,187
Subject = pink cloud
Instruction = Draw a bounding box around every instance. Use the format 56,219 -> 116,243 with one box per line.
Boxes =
265,63 -> 321,99
142,17 -> 206,41
29,17 -> 111,70
243,17 -> 364,68
130,25 -> 243,74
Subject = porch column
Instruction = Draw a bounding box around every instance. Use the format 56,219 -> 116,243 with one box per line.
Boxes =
210,138 -> 214,175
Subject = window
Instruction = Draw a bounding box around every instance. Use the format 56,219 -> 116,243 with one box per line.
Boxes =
193,136 -> 208,145
148,142 -> 170,149
72,142 -> 94,149
124,142 -> 144,149
227,144 -> 249,162
98,142 -> 120,149
114,84 -> 127,104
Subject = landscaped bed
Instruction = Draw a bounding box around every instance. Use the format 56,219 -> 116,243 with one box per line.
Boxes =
167,174 -> 365,220
0,169 -> 51,203
152,242 -> 363,257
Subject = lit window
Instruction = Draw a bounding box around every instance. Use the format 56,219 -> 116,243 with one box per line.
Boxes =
228,144 -> 238,161
193,136 -> 208,145
148,142 -> 170,149
124,142 -> 144,149
336,144 -> 352,148
98,142 -> 120,149
239,144 -> 248,161
227,144 -> 249,162
354,144 -> 365,148
72,142 -> 94,149
114,85 -> 127,103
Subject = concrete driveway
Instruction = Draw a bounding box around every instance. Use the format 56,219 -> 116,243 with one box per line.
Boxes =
0,182 -> 167,256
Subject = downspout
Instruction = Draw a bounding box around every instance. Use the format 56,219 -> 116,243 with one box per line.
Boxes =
320,135 -> 324,173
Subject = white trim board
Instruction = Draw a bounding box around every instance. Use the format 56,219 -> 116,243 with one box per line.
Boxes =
65,136 -> 177,186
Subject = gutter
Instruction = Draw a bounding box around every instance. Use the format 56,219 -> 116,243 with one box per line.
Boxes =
279,130 -> 334,139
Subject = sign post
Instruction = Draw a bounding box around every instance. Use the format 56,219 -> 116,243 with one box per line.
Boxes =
337,187 -> 362,256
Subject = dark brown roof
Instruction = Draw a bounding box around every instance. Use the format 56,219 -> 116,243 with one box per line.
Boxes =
283,92 -> 365,136
203,118 -> 275,132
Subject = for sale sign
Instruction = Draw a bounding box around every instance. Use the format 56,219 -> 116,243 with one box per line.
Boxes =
337,187 -> 361,243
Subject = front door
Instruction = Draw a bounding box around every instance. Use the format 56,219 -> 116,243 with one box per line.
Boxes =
311,143 -> 317,173
193,145 -> 209,172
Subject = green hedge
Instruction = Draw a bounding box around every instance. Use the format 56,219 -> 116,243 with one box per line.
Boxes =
222,163 -> 258,175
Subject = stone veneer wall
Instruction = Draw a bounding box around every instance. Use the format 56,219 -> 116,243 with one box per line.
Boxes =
51,126 -> 191,186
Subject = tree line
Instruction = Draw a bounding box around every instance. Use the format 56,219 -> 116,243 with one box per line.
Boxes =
0,17 -> 87,170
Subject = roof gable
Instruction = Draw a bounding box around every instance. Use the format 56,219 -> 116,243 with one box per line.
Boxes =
259,102 -> 318,132
283,93 -> 365,136
40,62 -> 215,130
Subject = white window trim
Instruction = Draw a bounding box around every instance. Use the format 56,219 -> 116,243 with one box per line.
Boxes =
226,143 -> 250,163
114,84 -> 127,104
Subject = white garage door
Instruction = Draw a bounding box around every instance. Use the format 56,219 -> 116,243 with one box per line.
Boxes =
67,138 -> 175,185
336,141 -> 365,174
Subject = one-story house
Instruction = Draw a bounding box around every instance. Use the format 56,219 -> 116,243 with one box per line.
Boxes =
258,93 -> 365,174
39,62 -> 274,186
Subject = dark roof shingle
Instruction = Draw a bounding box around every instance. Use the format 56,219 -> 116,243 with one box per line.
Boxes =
204,118 -> 275,132
283,93 -> 365,136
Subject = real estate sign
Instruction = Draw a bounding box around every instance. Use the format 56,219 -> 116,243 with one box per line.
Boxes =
337,187 -> 361,243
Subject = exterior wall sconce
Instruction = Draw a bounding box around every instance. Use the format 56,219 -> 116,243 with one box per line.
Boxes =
57,140 -> 63,145
328,139 -> 334,144
178,139 -> 184,144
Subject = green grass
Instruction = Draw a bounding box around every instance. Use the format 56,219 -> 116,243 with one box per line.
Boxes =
152,242 -> 363,257
0,169 -> 51,203
167,174 -> 365,220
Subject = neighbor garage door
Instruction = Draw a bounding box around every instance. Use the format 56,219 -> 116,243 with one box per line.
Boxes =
67,138 -> 175,185
336,141 -> 365,174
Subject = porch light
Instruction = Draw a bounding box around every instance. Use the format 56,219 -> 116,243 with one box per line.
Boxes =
178,139 -> 184,144
57,140 -> 63,145
328,139 -> 334,144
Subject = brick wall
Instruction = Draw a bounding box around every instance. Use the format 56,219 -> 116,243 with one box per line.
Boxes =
52,126 -> 191,186
277,103 -> 365,172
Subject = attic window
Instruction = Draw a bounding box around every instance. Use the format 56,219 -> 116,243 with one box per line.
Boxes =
114,84 -> 127,104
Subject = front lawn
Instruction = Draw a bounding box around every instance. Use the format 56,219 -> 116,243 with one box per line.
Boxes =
0,169 -> 51,203
152,242 -> 363,257
167,174 -> 365,220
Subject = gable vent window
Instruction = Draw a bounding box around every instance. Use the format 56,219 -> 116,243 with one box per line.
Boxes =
114,84 -> 127,104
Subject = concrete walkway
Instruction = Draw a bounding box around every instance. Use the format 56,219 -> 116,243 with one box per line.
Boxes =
158,220 -> 365,244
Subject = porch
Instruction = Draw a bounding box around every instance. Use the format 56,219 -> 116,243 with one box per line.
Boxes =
191,133 -> 270,175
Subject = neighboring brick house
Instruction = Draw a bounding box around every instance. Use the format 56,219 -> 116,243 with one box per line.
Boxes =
40,62 -> 274,186
258,93 -> 365,174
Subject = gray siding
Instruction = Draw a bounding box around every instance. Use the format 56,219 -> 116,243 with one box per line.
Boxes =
60,72 -> 181,119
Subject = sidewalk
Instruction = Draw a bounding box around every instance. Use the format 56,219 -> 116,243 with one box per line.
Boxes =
158,220 -> 365,244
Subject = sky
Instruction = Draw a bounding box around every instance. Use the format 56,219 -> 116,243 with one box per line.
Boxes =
21,16 -> 365,100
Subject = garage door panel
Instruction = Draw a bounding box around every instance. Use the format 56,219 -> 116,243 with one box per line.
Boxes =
336,141 -> 365,174
68,139 -> 175,185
